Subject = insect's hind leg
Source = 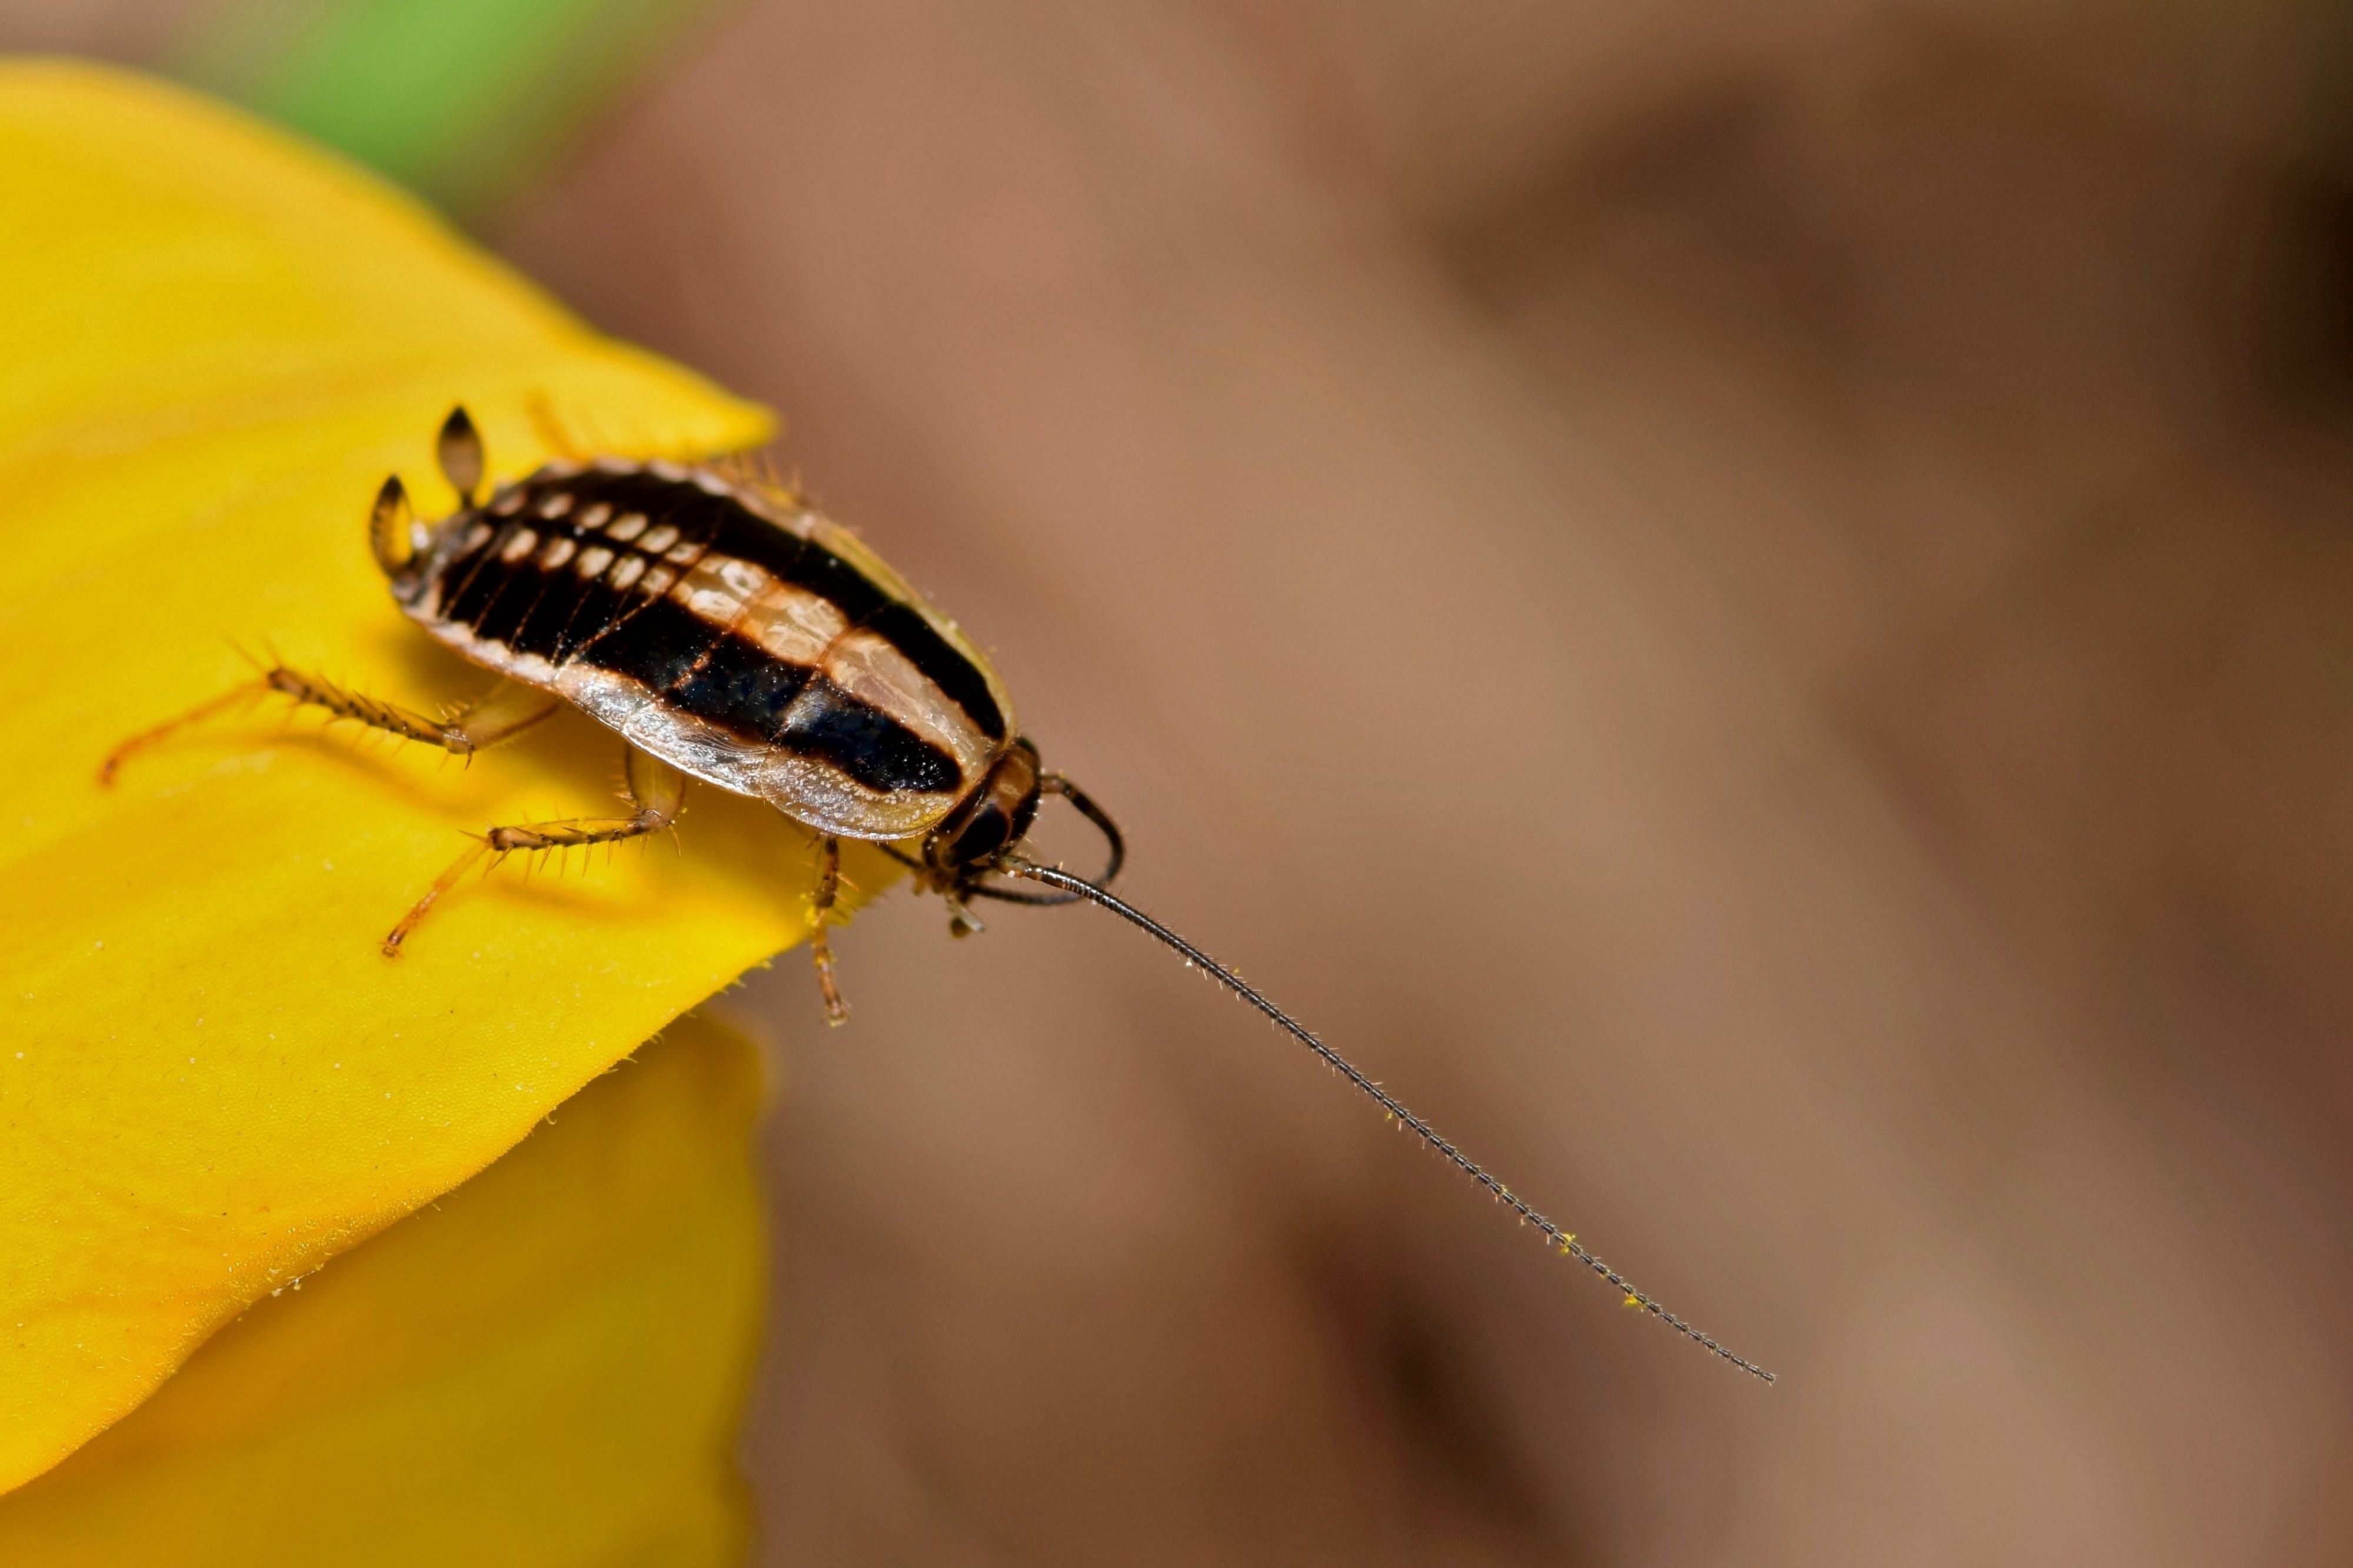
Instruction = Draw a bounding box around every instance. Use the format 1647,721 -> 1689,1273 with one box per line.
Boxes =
99,668 -> 559,783
383,744 -> 687,957
810,835 -> 850,1027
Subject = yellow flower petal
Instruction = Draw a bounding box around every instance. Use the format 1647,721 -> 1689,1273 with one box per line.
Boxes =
0,62 -> 870,1490
0,1013 -> 767,1567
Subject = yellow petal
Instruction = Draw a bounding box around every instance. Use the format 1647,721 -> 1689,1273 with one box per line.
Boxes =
0,1013 -> 767,1567
0,62 -> 876,1490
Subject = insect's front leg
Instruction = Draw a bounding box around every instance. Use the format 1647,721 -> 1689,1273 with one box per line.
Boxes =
99,668 -> 558,783
809,835 -> 850,1027
382,744 -> 687,957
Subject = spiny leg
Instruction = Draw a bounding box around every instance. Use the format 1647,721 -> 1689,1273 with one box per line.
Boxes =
384,744 -> 687,957
98,683 -> 270,785
810,834 -> 849,1026
262,668 -> 560,755
99,668 -> 560,784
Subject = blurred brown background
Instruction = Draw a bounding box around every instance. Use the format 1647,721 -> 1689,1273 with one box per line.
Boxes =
20,1 -> 2353,1562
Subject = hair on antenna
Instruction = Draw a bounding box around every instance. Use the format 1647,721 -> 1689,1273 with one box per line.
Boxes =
996,855 -> 1776,1383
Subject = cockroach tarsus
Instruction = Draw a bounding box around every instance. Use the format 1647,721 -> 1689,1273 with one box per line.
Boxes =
102,405 -> 1775,1383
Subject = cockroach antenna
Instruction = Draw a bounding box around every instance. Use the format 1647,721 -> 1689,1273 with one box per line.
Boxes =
996,854 -> 1777,1384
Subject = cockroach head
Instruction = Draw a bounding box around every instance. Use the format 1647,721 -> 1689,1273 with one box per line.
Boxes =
921,738 -> 1045,890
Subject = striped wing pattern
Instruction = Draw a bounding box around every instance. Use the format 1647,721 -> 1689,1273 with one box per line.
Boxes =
394,460 -> 1011,840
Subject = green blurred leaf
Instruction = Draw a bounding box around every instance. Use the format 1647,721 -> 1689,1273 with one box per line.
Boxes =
177,0 -> 727,215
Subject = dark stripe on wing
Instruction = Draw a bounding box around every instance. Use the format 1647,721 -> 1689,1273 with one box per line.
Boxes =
778,675 -> 964,794
470,553 -> 553,648
548,566 -> 637,663
544,470 -> 718,657
579,604 -> 960,794
438,522 -> 525,628
702,508 -> 1009,742
665,631 -> 816,740
576,592 -> 714,693
510,551 -> 601,660
545,467 -> 1004,741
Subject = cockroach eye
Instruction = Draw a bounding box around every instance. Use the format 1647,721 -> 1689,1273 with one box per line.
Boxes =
100,404 -> 1774,1382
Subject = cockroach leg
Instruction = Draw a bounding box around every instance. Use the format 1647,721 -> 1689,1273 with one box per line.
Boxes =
431,678 -> 563,751
380,837 -> 493,957
100,668 -> 560,784
384,744 -> 687,957
98,683 -> 270,785
810,833 -> 849,1026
